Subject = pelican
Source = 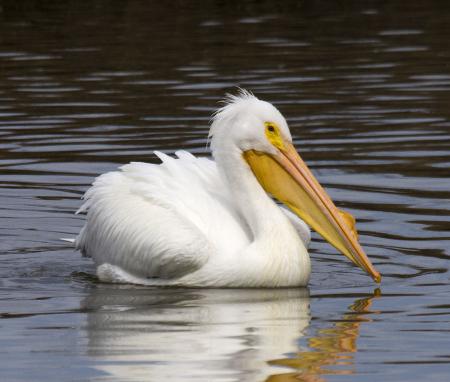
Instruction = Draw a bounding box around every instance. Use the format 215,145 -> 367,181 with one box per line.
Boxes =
75,90 -> 381,287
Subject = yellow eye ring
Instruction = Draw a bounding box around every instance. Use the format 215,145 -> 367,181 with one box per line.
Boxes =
265,122 -> 277,133
264,122 -> 284,150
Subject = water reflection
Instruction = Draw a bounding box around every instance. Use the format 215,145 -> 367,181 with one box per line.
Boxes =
82,287 -> 380,382
268,290 -> 381,382
82,287 -> 310,381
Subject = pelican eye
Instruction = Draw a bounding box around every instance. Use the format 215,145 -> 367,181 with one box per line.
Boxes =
264,122 -> 284,150
265,122 -> 278,134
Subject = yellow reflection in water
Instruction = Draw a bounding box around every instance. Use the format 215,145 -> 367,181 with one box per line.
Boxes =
267,289 -> 381,382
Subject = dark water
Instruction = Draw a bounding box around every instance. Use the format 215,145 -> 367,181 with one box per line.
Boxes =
1,1 -> 450,381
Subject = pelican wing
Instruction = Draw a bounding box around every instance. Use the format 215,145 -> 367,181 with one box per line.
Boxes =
76,151 -> 249,280
280,206 -> 311,247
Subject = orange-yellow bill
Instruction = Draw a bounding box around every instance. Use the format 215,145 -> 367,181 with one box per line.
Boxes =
244,143 -> 381,283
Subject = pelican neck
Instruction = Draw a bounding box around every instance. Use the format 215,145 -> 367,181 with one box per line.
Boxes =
214,148 -> 291,241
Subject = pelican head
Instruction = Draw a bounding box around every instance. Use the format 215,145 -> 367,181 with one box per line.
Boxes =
210,90 -> 381,283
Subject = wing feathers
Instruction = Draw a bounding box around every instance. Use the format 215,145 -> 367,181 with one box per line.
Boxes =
76,151 -> 245,280
76,170 -> 211,279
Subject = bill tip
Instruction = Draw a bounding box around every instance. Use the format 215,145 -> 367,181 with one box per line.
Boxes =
373,273 -> 382,283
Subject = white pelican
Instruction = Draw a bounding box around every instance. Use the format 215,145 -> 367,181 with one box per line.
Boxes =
75,90 -> 381,287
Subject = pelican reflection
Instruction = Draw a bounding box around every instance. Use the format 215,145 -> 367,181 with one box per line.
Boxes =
82,287 -> 310,381
81,287 -> 379,381
267,289 -> 381,382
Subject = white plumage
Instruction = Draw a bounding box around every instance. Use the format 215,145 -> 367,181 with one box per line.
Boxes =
76,90 -> 312,287
75,90 -> 381,287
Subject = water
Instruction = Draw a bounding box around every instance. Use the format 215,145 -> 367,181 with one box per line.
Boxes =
1,1 -> 450,380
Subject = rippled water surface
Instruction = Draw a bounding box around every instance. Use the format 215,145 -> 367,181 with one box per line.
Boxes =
1,1 -> 450,381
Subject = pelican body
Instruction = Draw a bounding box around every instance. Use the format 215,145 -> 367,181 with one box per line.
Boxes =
76,91 -> 380,287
